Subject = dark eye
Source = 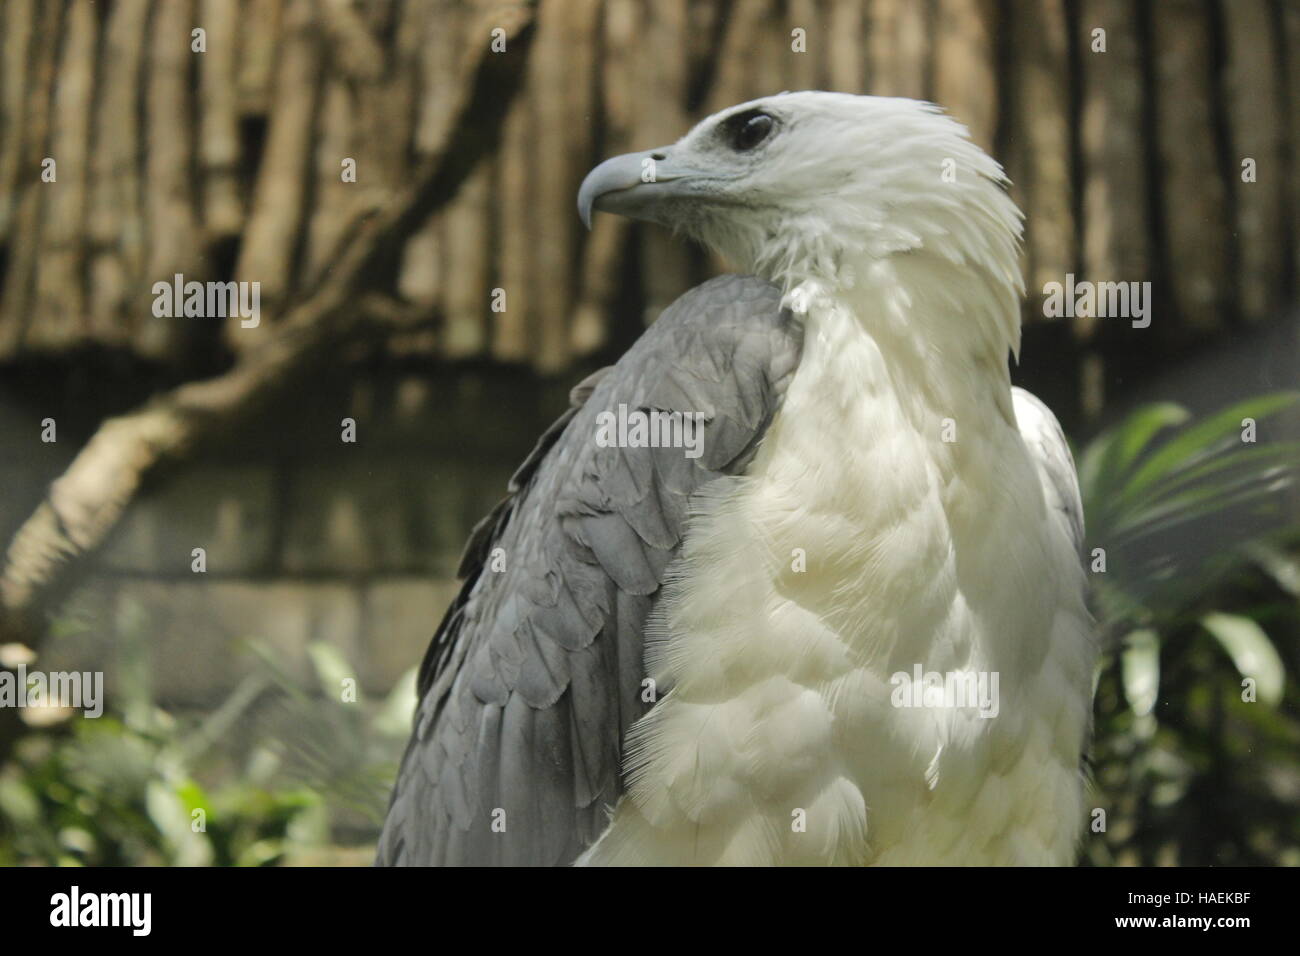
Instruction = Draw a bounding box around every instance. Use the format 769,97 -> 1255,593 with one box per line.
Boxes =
723,110 -> 776,151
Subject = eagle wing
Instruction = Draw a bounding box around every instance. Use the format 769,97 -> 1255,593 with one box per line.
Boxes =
1012,386 -> 1085,554
377,275 -> 803,865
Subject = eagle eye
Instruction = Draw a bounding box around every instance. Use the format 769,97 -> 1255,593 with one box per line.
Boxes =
722,110 -> 776,152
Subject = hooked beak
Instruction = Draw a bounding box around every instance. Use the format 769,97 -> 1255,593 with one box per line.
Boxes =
577,148 -> 706,229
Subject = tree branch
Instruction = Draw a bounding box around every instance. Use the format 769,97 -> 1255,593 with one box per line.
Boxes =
0,2 -> 537,646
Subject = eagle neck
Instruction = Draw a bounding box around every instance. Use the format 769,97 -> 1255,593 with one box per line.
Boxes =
784,252 -> 1019,442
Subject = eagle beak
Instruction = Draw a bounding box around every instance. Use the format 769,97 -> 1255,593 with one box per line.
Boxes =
577,148 -> 704,229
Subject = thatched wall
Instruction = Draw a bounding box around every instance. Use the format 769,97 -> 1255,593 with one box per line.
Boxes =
0,0 -> 1297,665
1,0 -> 1295,411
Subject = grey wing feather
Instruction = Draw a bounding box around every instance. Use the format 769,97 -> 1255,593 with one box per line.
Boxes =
377,275 -> 802,866
1012,386 -> 1085,553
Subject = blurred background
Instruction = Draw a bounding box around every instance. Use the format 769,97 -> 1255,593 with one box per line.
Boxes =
0,0 -> 1297,866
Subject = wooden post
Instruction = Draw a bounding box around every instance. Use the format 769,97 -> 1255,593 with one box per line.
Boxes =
1150,0 -> 1231,338
1221,0 -> 1286,322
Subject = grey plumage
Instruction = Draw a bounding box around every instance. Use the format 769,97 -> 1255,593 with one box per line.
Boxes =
377,275 -> 803,866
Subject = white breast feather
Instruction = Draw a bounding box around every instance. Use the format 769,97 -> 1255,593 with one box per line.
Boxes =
579,270 -> 1096,866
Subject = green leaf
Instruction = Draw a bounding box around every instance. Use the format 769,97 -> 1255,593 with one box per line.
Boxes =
1121,628 -> 1160,717
1123,392 -> 1299,499
1201,612 -> 1285,706
0,775 -> 42,825
374,666 -> 418,738
1117,442 -> 1300,514
145,779 -> 213,866
1109,469 -> 1292,544
180,671 -> 272,764
1244,542 -> 1300,597
1080,402 -> 1189,505
306,641 -> 359,703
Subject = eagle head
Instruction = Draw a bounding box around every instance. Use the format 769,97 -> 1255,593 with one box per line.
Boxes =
578,92 -> 1023,292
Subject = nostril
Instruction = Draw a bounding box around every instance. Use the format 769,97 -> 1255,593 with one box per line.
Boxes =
650,152 -> 667,161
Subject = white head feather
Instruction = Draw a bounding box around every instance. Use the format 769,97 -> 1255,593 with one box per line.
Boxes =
580,92 -> 1027,362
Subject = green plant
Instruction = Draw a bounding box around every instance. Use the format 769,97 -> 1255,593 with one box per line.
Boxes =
1079,392 -> 1300,865
0,603 -> 416,866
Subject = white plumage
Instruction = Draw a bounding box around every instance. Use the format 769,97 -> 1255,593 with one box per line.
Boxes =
380,92 -> 1097,867
577,94 -> 1096,865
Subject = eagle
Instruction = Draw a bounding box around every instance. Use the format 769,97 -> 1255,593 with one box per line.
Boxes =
377,92 -> 1096,866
